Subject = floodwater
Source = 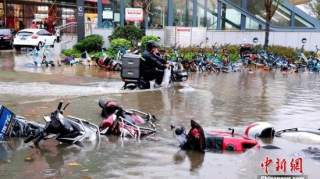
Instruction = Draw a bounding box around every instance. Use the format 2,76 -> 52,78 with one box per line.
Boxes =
1,51 -> 320,179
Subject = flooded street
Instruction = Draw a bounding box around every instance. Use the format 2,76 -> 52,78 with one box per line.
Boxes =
1,51 -> 320,179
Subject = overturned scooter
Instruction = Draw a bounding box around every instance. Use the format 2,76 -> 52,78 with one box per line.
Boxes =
244,122 -> 320,144
0,105 -> 44,140
98,99 -> 157,139
24,102 -> 100,147
173,120 -> 259,153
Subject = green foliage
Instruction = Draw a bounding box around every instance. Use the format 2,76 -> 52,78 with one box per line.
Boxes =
183,51 -> 195,61
62,48 -> 81,58
267,45 -> 297,60
74,35 -> 104,52
140,35 -> 160,50
109,25 -> 144,45
108,38 -> 132,58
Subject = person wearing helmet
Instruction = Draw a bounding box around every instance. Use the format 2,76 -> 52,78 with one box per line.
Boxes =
141,41 -> 168,88
98,99 -> 121,118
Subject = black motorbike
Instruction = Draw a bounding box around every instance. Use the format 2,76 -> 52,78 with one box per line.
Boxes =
121,54 -> 188,90
24,102 -> 100,147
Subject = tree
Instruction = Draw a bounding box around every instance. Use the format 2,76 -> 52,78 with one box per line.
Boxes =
142,0 -> 153,29
264,0 -> 281,49
309,0 -> 320,19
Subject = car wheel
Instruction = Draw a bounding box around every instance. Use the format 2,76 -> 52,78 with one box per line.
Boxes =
14,46 -> 21,51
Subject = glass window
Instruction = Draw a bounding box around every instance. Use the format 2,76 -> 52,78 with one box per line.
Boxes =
207,0 -> 217,29
222,3 -> 241,30
208,0 -> 217,13
247,0 -> 291,28
271,5 -> 291,27
173,0 -> 193,26
246,17 -> 261,30
295,15 -> 313,28
148,0 -> 167,29
197,0 -> 206,27
229,0 -> 241,7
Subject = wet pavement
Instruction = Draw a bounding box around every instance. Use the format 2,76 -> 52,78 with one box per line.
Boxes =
1,51 -> 320,179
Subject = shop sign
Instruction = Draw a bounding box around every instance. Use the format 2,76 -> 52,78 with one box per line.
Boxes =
103,9 -> 113,19
125,8 -> 143,22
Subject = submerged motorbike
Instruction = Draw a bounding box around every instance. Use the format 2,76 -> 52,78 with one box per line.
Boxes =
96,48 -> 123,71
98,99 -> 157,139
0,105 -> 44,140
244,122 -> 320,145
173,120 -> 259,153
24,102 -> 100,147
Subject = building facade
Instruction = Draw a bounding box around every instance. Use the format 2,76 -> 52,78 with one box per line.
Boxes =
0,0 -> 97,30
0,0 -> 318,31
95,0 -> 320,31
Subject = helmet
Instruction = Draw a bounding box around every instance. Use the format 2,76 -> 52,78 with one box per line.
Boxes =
175,127 -> 185,136
146,41 -> 160,52
99,99 -> 120,118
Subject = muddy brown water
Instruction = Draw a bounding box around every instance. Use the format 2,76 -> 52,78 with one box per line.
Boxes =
0,52 -> 320,179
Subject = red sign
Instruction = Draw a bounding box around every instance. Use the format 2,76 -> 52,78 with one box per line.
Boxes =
125,8 -> 143,22
176,27 -> 191,32
260,156 -> 304,175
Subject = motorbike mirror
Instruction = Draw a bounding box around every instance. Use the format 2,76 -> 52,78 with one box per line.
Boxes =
63,103 -> 70,111
228,128 -> 235,136
57,101 -> 63,111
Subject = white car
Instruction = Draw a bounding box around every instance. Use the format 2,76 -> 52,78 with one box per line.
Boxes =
13,28 -> 57,50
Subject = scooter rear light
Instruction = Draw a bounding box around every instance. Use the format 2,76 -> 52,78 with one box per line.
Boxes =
31,35 -> 38,39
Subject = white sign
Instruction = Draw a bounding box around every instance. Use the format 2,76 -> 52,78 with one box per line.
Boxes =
125,8 -> 143,22
103,10 -> 113,19
175,27 -> 192,47
114,13 -> 120,22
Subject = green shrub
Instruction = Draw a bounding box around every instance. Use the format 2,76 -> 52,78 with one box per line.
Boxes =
62,48 -> 81,58
108,38 -> 132,58
267,45 -> 297,60
182,51 -> 195,61
140,35 -> 160,50
109,25 -> 144,45
74,34 -> 104,52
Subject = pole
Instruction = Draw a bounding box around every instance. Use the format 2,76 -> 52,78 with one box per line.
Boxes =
76,0 -> 85,41
97,0 -> 103,28
167,0 -> 174,26
120,0 -> 125,27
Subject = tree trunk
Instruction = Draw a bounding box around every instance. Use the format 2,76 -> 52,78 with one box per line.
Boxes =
264,20 -> 270,49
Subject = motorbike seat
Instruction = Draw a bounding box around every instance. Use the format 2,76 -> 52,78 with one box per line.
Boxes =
61,118 -> 82,134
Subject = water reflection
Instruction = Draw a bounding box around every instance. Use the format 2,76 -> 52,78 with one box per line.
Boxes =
174,150 -> 205,172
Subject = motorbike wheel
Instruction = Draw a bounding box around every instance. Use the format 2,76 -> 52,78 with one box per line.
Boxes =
113,64 -> 122,71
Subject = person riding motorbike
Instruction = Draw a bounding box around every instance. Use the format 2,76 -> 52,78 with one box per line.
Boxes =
141,41 -> 168,88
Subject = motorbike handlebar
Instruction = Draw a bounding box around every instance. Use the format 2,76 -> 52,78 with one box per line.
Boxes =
57,101 -> 63,111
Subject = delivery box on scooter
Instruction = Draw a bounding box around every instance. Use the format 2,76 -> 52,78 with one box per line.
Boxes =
121,54 -> 141,79
0,105 -> 16,139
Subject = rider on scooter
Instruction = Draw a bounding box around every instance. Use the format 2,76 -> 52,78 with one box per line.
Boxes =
141,41 -> 168,88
